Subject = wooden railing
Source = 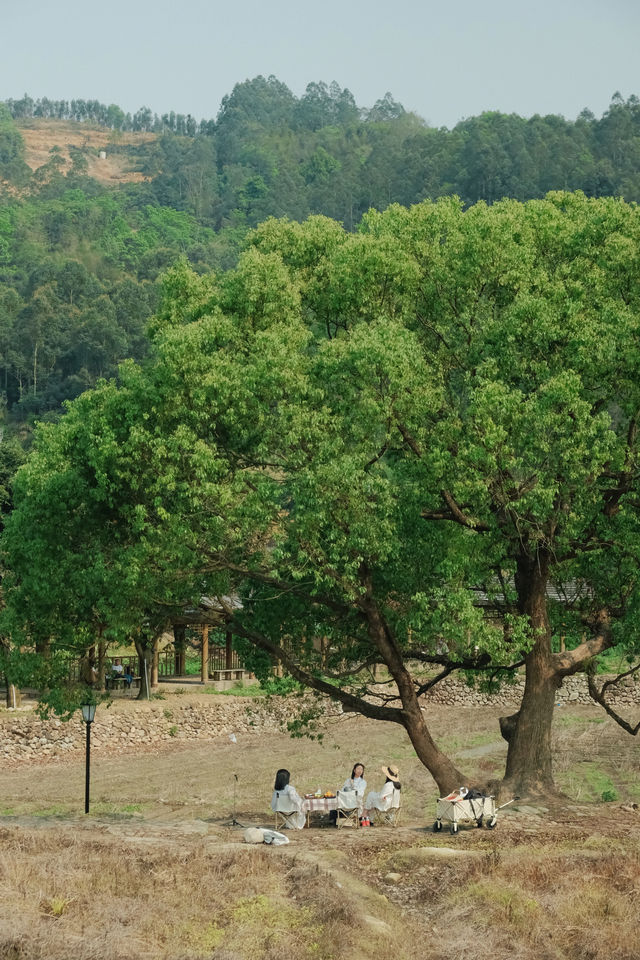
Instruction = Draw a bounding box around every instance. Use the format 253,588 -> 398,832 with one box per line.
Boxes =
158,645 -> 248,678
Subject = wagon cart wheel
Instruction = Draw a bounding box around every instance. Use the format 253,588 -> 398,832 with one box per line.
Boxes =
433,820 -> 442,832
487,816 -> 497,829
450,822 -> 458,835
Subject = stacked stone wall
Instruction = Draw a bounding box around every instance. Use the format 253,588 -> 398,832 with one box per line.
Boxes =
421,672 -> 639,707
0,674 -> 637,766
0,698 -> 308,766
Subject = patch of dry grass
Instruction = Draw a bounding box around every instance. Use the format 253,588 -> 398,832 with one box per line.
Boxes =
353,837 -> 640,960
0,828 -> 414,960
16,120 -> 154,184
442,843 -> 640,960
1,700 -> 639,959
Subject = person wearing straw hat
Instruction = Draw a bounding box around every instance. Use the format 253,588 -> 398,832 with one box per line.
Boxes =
361,764 -> 401,823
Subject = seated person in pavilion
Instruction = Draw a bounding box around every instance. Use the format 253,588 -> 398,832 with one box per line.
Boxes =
106,658 -> 124,688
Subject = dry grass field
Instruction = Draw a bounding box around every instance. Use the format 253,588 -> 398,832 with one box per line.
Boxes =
0,697 -> 639,960
17,119 -> 154,184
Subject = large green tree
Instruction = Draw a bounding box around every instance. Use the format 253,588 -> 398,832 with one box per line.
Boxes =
4,195 -> 640,796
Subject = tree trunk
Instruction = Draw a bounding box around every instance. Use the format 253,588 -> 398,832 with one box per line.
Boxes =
200,625 -> 209,683
151,637 -> 159,688
500,551 -> 560,797
135,639 -> 153,700
359,571 -> 467,795
1,640 -> 21,707
97,639 -> 107,693
5,681 -> 21,708
402,700 -> 466,796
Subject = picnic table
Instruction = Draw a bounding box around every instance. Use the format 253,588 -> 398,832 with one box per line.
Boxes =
302,796 -> 339,816
106,674 -> 140,692
301,792 -> 362,828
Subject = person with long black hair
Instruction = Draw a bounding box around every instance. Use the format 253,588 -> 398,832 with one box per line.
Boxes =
341,762 -> 366,797
270,768 -> 306,829
330,761 -> 367,825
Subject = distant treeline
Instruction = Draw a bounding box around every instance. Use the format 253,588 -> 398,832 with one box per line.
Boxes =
4,78 -> 403,135
1,76 -> 640,432
5,79 -> 640,215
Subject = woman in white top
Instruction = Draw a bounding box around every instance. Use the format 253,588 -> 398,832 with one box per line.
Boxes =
330,762 -> 367,825
363,764 -> 401,818
270,768 -> 306,829
342,762 -> 367,796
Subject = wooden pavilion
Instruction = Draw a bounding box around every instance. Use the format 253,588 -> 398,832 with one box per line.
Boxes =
159,595 -> 254,685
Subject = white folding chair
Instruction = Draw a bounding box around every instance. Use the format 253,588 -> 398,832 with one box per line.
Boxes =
336,789 -> 360,828
273,791 -> 302,830
373,790 -> 401,827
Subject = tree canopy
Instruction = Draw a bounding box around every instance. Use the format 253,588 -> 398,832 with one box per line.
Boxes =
2,86 -> 640,432
3,193 -> 640,795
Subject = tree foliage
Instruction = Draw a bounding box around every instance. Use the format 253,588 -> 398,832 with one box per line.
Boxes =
2,85 -> 640,431
4,195 -> 639,794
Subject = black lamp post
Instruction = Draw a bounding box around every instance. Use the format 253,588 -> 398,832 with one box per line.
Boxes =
81,701 -> 96,814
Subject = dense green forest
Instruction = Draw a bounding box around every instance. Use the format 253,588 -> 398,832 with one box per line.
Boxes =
1,77 -> 640,434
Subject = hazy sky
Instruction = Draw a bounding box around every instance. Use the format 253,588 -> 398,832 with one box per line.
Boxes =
2,0 -> 639,128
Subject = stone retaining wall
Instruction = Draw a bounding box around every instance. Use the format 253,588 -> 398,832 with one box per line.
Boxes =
422,672 -> 639,707
0,697 -> 305,766
0,675 -> 636,766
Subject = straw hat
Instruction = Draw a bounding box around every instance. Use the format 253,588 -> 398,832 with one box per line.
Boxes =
381,764 -> 400,782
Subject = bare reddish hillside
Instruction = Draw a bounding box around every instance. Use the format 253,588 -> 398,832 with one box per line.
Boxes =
17,119 -> 156,184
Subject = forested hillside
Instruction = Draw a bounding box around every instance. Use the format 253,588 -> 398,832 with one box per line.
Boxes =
1,76 -> 640,433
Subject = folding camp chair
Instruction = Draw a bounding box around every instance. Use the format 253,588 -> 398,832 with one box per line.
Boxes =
273,791 -> 302,830
336,789 -> 360,828
373,791 -> 401,827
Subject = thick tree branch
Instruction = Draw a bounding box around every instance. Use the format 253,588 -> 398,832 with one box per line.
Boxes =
364,441 -> 389,472
421,489 -> 490,531
414,665 -> 455,697
404,648 -> 525,674
552,609 -> 613,677
396,421 -> 423,457
587,667 -> 640,736
216,599 -> 405,724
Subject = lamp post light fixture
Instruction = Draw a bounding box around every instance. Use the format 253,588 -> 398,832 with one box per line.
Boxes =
81,701 -> 97,814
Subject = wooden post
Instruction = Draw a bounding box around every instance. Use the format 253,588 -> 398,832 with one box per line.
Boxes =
225,631 -> 233,670
201,625 -> 209,682
173,625 -> 186,676
151,636 -> 159,688
320,636 -> 329,668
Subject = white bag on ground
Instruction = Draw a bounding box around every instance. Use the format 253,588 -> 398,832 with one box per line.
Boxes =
261,829 -> 289,845
243,827 -> 290,845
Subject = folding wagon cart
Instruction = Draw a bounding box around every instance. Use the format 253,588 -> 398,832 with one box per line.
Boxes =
433,795 -> 517,834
